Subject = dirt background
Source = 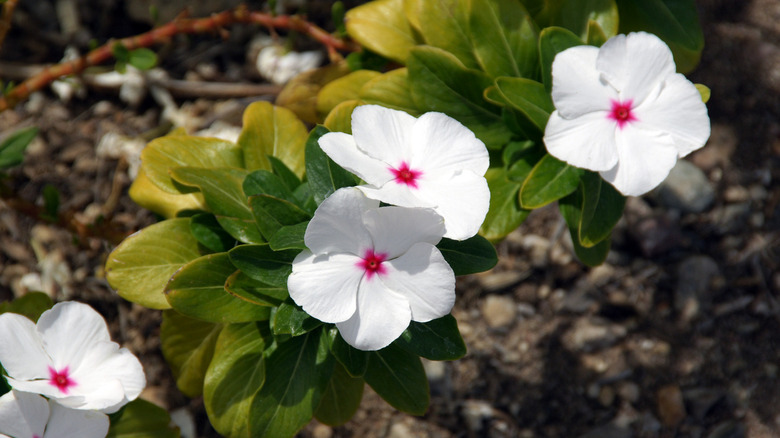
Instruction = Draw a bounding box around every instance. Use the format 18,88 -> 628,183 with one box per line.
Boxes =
0,0 -> 778,437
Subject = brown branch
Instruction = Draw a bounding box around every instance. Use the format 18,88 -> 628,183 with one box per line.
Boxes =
0,0 -> 18,52
0,5 -> 360,112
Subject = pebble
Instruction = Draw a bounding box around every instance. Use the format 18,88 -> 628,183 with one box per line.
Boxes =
520,234 -> 551,268
616,381 -> 640,403
656,384 -> 686,427
653,159 -> 715,213
713,203 -> 751,233
562,317 -> 627,353
578,424 -> 632,438
707,421 -> 745,438
479,271 -> 528,293
690,124 -> 737,171
169,408 -> 196,438
482,295 -> 517,329
462,400 -> 494,433
675,255 -> 721,323
386,422 -> 412,438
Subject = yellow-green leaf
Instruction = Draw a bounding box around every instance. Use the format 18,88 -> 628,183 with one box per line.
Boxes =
238,102 -> 309,178
359,68 -> 420,115
324,100 -> 362,134
276,62 -> 352,124
160,310 -> 222,397
128,167 -> 207,218
346,0 -> 419,63
695,84 -> 710,103
413,0 -> 481,69
317,70 -> 381,119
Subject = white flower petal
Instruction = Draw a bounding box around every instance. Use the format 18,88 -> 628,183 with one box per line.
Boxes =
4,377 -> 80,401
416,170 -> 490,240
409,112 -> 489,176
0,391 -> 48,438
544,110 -> 620,171
600,126 -> 679,196
351,105 -> 417,165
304,187 -> 377,255
288,251 -> 363,323
0,313 -> 51,380
68,343 -> 145,413
550,45 -> 615,119
356,182 -> 435,210
336,276 -> 411,351
37,302 -> 111,371
634,73 -> 711,157
596,32 -> 675,104
382,243 -> 455,322
362,206 -> 445,259
318,132 -> 394,187
45,400 -> 109,438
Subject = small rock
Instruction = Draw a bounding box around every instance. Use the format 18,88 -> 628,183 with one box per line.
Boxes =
675,255 -> 721,323
630,213 -> 682,257
169,408 -> 196,438
482,295 -> 517,329
480,271 -> 528,292
386,423 -> 412,438
707,421 -> 745,438
690,124 -> 737,171
462,400 -> 494,433
653,160 -> 715,213
578,424 -> 632,438
422,358 -> 446,381
713,203 -> 751,234
656,384 -> 686,427
520,234 -> 551,268
562,317 -> 627,353
617,381 -> 640,403
684,388 -> 725,420
723,185 -> 751,203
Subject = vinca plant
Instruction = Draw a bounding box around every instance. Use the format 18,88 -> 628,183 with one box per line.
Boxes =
0,0 -> 711,436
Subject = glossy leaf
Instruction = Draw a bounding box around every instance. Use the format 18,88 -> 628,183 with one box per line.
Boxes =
268,156 -> 302,192
304,125 -> 357,204
106,218 -> 203,309
274,299 -> 324,336
317,70 -> 380,119
269,222 -> 309,251
243,170 -> 296,201
107,399 -> 180,438
314,361 -> 364,426
204,323 -> 266,437
615,0 -> 704,73
494,77 -> 554,132
480,167 -> 531,242
394,314 -> 466,360
141,135 -> 242,194
345,0 -> 419,63
171,167 -> 264,244
249,328 -> 334,438
364,343 -> 429,415
506,140 -> 546,184
414,0 -> 480,69
538,26 -> 583,92
0,126 -> 37,169
225,271 -> 288,307
277,62 -> 352,124
559,187 -> 610,266
128,167 -> 207,218
519,154 -> 583,209
578,171 -> 625,247
0,292 -> 52,322
437,235 -> 498,276
249,194 -> 312,241
165,253 -> 272,323
408,46 -> 511,149
359,68 -> 420,115
191,213 -> 236,253
238,101 -> 308,177
331,332 -> 369,377
529,0 -> 618,41
469,0 -> 539,79
160,310 -> 222,397
228,244 -> 298,288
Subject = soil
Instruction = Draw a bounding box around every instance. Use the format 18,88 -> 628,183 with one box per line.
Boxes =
0,1 -> 778,437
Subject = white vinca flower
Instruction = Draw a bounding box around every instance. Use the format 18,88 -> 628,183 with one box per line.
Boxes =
288,187 -> 456,351
543,31 -> 711,196
0,302 -> 146,413
0,391 -> 109,438
318,105 -> 490,241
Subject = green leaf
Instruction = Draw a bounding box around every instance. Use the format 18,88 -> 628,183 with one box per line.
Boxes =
407,46 -> 511,149
204,323 -> 267,437
171,167 -> 265,244
394,314 -> 466,361
274,299 -> 324,336
277,62 -> 352,124
480,167 -> 531,242
238,101 -> 309,177
141,135 -> 242,194
586,19 -> 609,46
559,188 -> 610,266
106,218 -> 204,309
304,125 -> 357,204
165,253 -> 272,323
228,244 -> 298,288
578,172 -> 625,247
519,154 -> 583,209
0,126 -> 37,169
317,70 -> 381,118
269,222 -> 308,251
129,167 -> 207,218
493,77 -> 554,132
190,213 -> 237,253
107,399 -> 180,438
249,328 -> 334,438
506,140 -> 546,184
249,194 -> 312,241
359,68 -> 420,115
538,26 -> 584,93
111,42 -> 130,63
160,310 -> 222,397
128,48 -> 158,70
330,332 -> 369,377
345,0 -> 419,63
225,271 -> 288,307
436,235 -> 497,276
614,0 -> 704,73
529,0 -> 618,41
243,169 -> 295,200
364,343 -> 429,415
314,361 -> 364,426
469,0 -> 539,79
268,156 -> 302,192
0,292 -> 53,322
414,0 -> 480,69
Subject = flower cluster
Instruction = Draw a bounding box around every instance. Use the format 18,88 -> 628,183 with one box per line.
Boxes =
288,105 -> 490,351
543,32 -> 710,196
0,302 -> 145,437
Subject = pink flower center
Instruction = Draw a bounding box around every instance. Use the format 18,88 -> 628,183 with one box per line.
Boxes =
390,162 -> 422,189
357,249 -> 388,280
48,366 -> 76,394
607,99 -> 637,129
